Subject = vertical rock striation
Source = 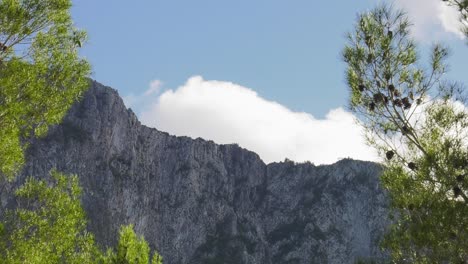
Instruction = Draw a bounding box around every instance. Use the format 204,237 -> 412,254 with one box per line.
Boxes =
10,81 -> 388,263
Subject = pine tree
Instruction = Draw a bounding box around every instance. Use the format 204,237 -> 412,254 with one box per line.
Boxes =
343,5 -> 467,262
0,2 -> 164,262
0,0 -> 90,180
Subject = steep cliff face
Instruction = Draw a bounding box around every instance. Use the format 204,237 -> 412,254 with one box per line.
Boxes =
14,81 -> 388,263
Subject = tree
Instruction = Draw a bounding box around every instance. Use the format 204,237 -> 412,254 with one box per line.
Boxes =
442,0 -> 468,40
0,170 -> 102,263
0,0 -> 90,180
0,171 -> 164,264
105,225 -> 163,264
0,1 -> 164,263
342,5 -> 467,263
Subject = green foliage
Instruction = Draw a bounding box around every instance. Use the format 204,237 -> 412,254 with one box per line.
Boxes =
354,258 -> 381,264
115,225 -> 150,264
0,170 -> 102,263
343,4 -> 468,263
0,2 -> 163,263
0,171 -> 164,264
151,253 -> 163,264
0,0 -> 91,180
109,224 -> 163,264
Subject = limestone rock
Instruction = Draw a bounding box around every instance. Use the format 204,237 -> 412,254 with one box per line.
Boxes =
11,81 -> 388,263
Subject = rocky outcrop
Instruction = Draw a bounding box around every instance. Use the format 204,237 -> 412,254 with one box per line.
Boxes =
11,81 -> 388,263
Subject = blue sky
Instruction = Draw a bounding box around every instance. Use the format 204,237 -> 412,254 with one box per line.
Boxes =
71,1 -> 379,117
71,1 -> 468,164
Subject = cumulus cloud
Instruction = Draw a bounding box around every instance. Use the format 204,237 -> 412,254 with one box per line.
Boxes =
140,76 -> 378,165
390,0 -> 466,41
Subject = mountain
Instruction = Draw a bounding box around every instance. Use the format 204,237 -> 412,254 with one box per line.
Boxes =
5,80 -> 389,263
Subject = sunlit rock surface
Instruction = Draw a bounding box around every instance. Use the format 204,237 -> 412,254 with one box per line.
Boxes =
13,81 -> 389,263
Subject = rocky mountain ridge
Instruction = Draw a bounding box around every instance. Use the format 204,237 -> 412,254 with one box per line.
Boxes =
4,80 -> 389,263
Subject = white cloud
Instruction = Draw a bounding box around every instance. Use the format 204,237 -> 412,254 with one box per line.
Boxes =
140,76 -> 378,165
145,80 -> 162,96
123,79 -> 163,110
391,0 -> 465,41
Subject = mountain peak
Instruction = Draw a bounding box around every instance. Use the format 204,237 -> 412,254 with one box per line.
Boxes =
13,81 -> 389,263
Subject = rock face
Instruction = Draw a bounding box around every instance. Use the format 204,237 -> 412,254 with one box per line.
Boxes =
15,81 -> 388,263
